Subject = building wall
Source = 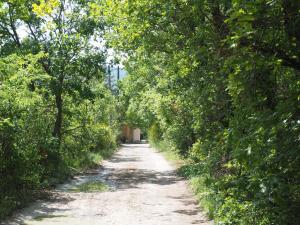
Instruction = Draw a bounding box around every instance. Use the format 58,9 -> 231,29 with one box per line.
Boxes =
133,128 -> 141,143
122,125 -> 141,143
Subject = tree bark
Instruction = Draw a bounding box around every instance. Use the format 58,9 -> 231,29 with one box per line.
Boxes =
8,3 -> 21,47
52,75 -> 64,145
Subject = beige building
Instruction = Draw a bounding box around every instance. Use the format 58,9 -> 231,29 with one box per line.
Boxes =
122,124 -> 141,143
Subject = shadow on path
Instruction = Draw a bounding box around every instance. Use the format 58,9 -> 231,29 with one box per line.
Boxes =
3,195 -> 74,225
109,155 -> 140,163
102,168 -> 183,190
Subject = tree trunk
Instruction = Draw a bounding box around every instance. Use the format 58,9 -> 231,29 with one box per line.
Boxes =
52,75 -> 64,145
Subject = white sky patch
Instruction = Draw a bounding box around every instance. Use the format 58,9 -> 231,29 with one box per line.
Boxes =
17,24 -> 29,40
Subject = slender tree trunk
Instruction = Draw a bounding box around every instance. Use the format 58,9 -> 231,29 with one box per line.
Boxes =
8,3 -> 21,47
52,75 -> 64,145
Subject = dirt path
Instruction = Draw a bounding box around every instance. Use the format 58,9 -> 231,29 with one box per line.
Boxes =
3,144 -> 212,225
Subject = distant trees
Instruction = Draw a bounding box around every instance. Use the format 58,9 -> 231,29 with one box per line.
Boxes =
103,0 -> 300,224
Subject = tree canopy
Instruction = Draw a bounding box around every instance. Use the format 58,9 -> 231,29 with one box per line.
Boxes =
103,0 -> 300,224
0,0 -> 118,218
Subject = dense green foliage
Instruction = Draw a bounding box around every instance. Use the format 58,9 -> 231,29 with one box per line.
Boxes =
103,0 -> 300,224
0,0 -> 118,219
